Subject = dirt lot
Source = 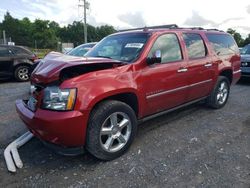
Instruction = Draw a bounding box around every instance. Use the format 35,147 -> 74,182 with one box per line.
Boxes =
0,79 -> 249,188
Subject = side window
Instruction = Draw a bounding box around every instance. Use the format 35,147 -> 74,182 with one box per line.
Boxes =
11,47 -> 32,56
183,33 -> 206,59
206,33 -> 238,56
148,34 -> 182,63
0,47 -> 11,57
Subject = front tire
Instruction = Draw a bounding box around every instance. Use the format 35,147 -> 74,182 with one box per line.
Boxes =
207,76 -> 230,109
86,100 -> 137,160
14,65 -> 30,82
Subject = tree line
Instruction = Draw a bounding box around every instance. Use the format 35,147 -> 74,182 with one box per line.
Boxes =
0,12 -> 249,49
0,12 -> 116,49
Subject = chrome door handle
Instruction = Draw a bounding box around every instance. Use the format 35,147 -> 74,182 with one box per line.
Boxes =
204,63 -> 212,67
177,68 -> 188,73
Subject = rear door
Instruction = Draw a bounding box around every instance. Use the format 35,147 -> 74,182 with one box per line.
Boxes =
142,33 -> 189,116
182,33 -> 215,101
0,46 -> 13,77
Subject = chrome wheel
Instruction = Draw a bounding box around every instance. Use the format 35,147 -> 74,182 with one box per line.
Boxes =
99,112 -> 132,153
17,67 -> 29,81
216,81 -> 228,105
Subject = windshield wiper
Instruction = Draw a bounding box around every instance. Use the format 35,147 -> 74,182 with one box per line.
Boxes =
95,55 -> 113,59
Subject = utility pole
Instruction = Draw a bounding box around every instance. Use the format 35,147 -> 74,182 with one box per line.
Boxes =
3,30 -> 6,45
78,0 -> 90,43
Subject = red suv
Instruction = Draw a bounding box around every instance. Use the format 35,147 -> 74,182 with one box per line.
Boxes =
16,25 -> 241,160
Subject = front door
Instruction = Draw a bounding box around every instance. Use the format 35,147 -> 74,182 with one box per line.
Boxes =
142,33 -> 189,116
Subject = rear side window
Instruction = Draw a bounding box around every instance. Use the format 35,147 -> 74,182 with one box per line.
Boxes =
183,33 -> 206,59
206,33 -> 238,56
0,47 -> 11,57
148,33 -> 182,63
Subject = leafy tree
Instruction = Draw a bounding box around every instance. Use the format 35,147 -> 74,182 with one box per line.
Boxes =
242,34 -> 250,46
227,28 -> 244,47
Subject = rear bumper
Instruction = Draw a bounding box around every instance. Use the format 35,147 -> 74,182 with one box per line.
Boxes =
15,100 -> 90,147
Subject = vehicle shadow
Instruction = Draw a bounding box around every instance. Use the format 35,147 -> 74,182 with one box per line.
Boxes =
237,78 -> 250,86
15,102 -> 204,174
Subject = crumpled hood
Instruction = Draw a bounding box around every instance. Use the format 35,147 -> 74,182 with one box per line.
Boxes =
31,51 -> 124,84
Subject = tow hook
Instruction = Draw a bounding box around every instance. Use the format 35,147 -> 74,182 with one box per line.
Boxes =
4,131 -> 34,172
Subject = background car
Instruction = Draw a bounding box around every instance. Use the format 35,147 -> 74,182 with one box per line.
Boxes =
67,42 -> 97,57
240,44 -> 250,78
0,45 -> 37,81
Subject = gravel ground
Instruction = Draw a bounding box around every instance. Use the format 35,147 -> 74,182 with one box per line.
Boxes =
0,79 -> 249,188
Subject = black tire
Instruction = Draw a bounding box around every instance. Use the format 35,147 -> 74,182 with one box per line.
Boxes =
86,100 -> 137,160
207,76 -> 230,109
14,65 -> 30,82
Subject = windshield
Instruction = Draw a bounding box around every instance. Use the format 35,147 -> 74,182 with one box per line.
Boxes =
68,43 -> 96,57
240,45 -> 250,55
85,33 -> 150,63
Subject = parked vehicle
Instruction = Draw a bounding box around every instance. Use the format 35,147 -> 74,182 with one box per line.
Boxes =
16,25 -> 241,160
67,42 -> 97,57
240,44 -> 250,77
0,45 -> 37,81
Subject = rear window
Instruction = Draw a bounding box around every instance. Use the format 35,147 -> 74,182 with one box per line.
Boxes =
206,33 -> 239,56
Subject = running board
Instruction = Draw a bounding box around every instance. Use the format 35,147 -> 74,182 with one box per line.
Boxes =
4,131 -> 34,173
138,97 -> 207,123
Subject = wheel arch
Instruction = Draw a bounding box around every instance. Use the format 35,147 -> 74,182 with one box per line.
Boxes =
219,69 -> 233,84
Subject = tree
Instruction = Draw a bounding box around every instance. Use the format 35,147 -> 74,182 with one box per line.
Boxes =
242,34 -> 250,46
227,28 -> 244,47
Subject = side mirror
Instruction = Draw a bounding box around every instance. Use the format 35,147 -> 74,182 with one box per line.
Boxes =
146,50 -> 162,65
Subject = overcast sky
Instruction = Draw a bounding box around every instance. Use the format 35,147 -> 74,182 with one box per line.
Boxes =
0,0 -> 250,37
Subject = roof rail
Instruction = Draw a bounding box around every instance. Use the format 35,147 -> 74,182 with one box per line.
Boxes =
118,24 -> 178,32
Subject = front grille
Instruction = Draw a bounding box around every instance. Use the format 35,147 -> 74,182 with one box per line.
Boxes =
241,62 -> 250,67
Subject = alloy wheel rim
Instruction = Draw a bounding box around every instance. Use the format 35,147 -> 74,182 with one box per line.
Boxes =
99,112 -> 132,153
18,67 -> 29,80
216,81 -> 228,105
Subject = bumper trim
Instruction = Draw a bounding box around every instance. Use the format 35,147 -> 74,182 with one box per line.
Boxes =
41,140 -> 84,156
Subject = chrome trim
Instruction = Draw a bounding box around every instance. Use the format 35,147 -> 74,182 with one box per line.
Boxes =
146,79 -> 212,99
204,63 -> 212,67
233,70 -> 241,74
177,68 -> 188,73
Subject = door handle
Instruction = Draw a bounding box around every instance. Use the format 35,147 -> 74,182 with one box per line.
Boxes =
204,63 -> 212,67
177,68 -> 188,73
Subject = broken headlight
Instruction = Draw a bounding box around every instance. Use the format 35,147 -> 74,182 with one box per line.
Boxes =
42,86 -> 76,111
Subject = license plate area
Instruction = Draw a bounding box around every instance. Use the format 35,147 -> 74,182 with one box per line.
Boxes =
27,96 -> 37,111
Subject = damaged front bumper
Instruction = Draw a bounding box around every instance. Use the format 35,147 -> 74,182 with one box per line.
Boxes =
15,99 -> 89,148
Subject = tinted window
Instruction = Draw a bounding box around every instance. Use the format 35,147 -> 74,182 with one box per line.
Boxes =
183,33 -> 206,59
148,34 -> 182,63
11,47 -> 32,56
0,47 -> 10,57
240,45 -> 250,55
206,33 -> 238,56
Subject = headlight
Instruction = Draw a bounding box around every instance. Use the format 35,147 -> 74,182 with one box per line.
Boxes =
42,86 -> 76,111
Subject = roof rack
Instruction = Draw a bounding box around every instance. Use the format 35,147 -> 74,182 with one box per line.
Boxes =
118,24 -> 178,32
118,25 -> 224,33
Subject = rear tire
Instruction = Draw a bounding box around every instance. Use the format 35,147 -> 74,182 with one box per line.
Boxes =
14,65 -> 30,82
206,76 -> 230,109
86,100 -> 137,160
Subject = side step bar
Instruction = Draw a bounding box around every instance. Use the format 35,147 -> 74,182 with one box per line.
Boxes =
4,131 -> 33,173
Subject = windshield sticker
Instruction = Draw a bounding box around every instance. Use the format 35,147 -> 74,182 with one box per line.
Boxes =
125,43 -> 144,48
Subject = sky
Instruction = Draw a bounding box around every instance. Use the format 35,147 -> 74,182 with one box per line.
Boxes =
0,0 -> 250,38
